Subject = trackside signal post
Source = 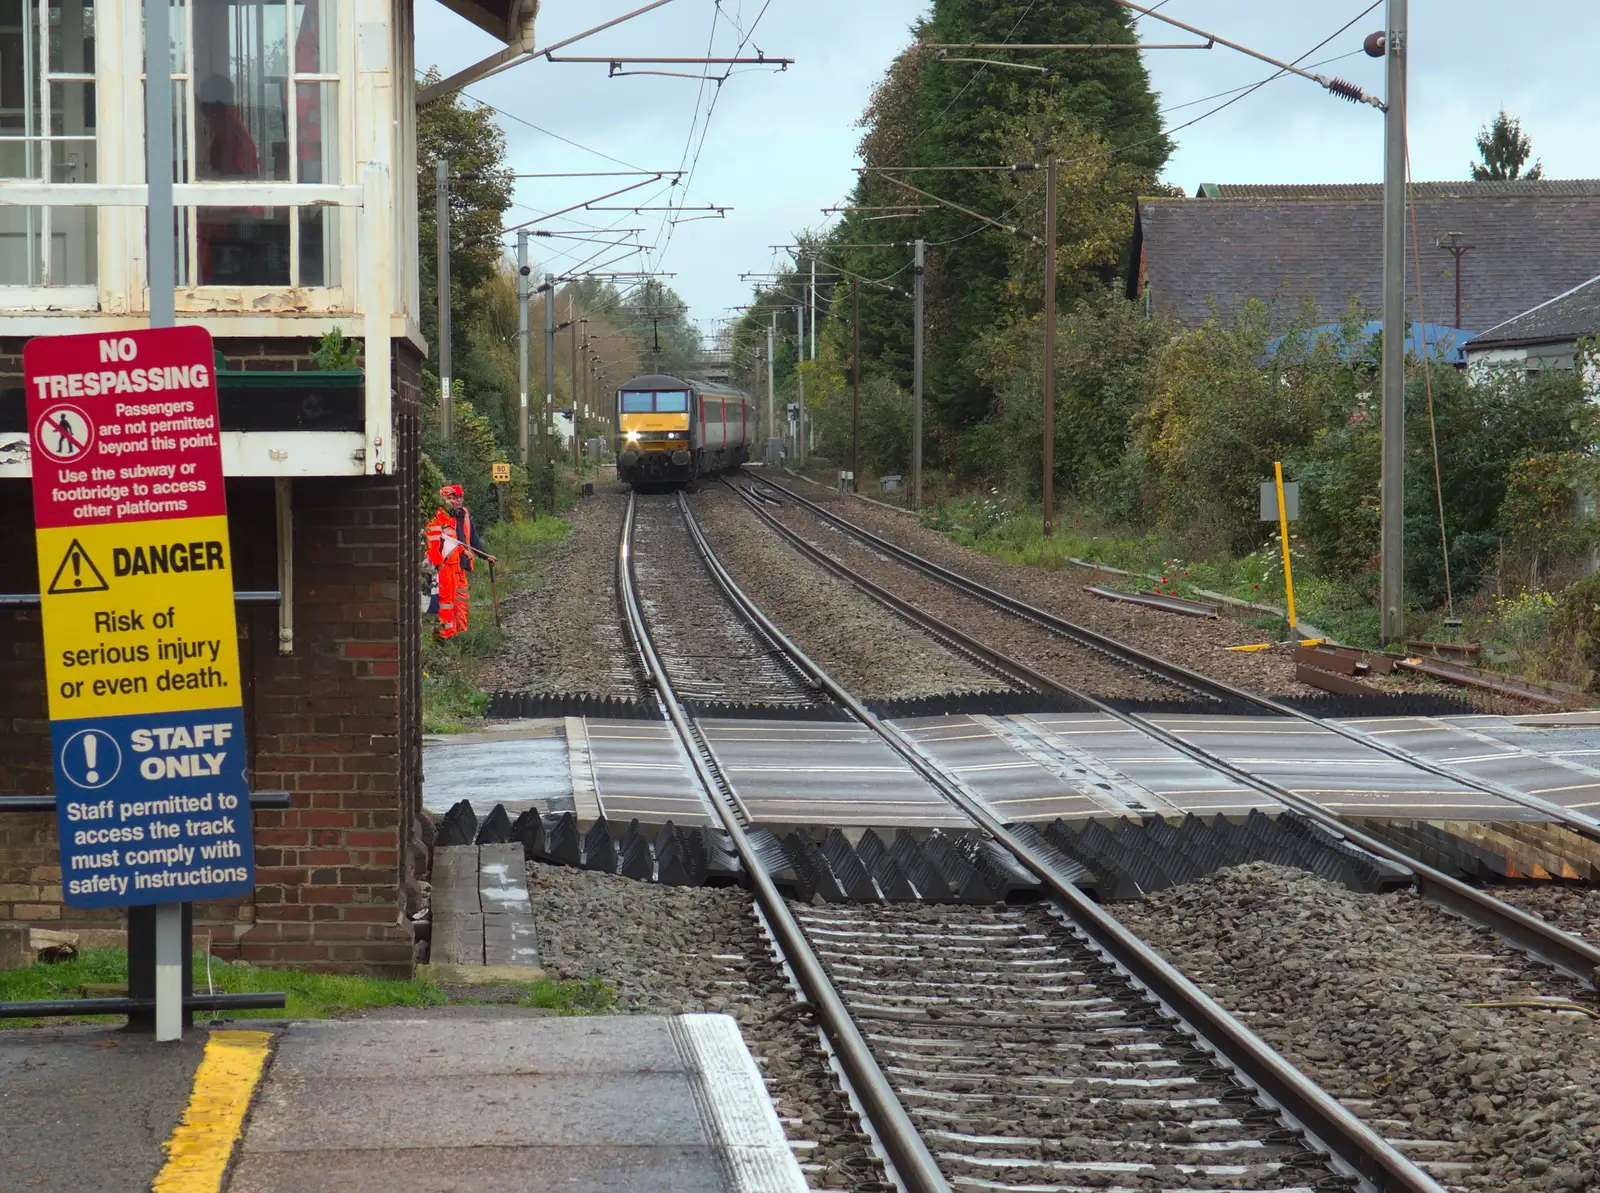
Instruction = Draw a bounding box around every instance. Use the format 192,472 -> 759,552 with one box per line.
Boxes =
26,326 -> 253,1041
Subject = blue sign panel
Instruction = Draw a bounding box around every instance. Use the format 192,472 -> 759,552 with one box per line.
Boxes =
54,708 -> 254,909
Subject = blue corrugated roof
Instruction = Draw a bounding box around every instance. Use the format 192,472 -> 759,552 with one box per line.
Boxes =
1265,321 -> 1474,365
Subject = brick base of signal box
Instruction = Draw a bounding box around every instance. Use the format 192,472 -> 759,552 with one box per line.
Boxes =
0,338 -> 426,975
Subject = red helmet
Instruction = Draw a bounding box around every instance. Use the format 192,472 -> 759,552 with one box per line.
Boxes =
439,484 -> 464,499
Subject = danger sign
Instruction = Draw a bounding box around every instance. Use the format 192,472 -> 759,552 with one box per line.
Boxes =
26,328 -> 253,909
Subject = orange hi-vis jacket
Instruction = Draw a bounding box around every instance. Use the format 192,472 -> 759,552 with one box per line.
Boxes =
426,507 -> 472,637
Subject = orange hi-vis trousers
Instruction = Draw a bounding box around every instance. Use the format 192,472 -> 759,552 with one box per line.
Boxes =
426,507 -> 473,640
437,556 -> 470,639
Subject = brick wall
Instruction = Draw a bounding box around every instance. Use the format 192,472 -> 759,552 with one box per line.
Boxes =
0,336 -> 425,975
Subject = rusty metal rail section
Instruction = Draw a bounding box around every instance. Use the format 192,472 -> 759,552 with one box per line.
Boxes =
1083,582 -> 1222,618
687,489 -> 1448,1193
749,472 -> 1600,840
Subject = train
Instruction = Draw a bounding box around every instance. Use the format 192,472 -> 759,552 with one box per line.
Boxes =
615,373 -> 752,488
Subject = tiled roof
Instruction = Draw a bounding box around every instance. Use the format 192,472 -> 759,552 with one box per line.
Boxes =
1132,186 -> 1600,333
1194,180 -> 1600,200
1469,274 -> 1600,349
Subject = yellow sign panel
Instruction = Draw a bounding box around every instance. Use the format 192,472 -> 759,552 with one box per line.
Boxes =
38,515 -> 242,721
491,462 -> 511,483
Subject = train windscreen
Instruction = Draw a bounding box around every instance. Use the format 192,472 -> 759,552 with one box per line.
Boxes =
620,391 -> 689,412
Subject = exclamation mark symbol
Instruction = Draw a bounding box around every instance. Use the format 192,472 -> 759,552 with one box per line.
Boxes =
84,733 -> 98,785
72,550 -> 82,589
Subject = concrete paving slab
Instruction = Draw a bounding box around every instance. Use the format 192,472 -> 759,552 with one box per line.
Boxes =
265,1016 -> 683,1080
0,1026 -> 208,1193
229,1145 -> 729,1193
233,1014 -> 806,1193
243,1071 -> 709,1150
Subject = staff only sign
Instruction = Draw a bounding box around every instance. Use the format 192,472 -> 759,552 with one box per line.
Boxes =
25,327 -> 254,909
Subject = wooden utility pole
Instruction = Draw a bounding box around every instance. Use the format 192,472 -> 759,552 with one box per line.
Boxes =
852,285 -> 861,492
516,230 -> 529,464
1379,0 -> 1408,643
437,158 -> 452,439
1042,155 -> 1057,537
912,238 -> 925,511
569,294 -> 580,468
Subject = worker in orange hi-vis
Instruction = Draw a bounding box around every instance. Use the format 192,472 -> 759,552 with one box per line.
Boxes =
425,484 -> 495,640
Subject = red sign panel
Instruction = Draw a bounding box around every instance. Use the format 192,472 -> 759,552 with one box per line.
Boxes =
25,327 -> 225,531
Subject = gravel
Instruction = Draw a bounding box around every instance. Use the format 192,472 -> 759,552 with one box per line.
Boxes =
1495,886 -> 1600,944
753,489 -> 1189,703
769,476 -> 1517,705
691,486 -> 1007,701
801,900 -> 1344,1190
526,863 -> 890,1191
1114,863 -> 1600,1191
631,494 -> 823,707
481,489 -> 644,699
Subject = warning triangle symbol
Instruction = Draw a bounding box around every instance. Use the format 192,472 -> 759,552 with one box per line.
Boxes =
47,539 -> 111,596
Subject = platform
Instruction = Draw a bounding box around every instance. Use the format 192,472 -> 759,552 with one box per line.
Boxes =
423,711 -> 1600,831
229,1014 -> 806,1193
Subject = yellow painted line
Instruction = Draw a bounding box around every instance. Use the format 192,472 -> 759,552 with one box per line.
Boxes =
151,1029 -> 273,1193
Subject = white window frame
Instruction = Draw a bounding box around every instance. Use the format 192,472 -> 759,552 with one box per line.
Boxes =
0,0 -> 99,307
166,0 -> 354,305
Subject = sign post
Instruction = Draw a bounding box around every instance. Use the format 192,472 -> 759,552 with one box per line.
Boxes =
26,327 -> 252,1041
1269,463 -> 1298,630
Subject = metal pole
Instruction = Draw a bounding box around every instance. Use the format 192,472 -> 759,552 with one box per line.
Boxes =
517,231 -> 530,464
852,285 -> 861,492
570,296 -> 580,468
767,315 -> 776,461
809,257 -> 816,359
796,304 -> 806,465
437,159 -> 452,440
544,274 -> 557,468
144,0 -> 181,1044
1379,0 -> 1407,644
912,238 -> 925,511
146,0 -> 174,328
1042,156 -> 1057,538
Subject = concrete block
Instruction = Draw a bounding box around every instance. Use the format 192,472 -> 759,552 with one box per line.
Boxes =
0,924 -> 30,971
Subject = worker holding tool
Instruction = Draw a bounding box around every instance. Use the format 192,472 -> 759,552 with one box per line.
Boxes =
425,484 -> 495,640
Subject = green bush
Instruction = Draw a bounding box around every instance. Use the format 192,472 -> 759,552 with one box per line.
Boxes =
979,291 -> 1170,507
1547,573 -> 1600,691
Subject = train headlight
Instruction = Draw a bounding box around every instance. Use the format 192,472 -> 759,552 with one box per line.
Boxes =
625,431 -> 641,441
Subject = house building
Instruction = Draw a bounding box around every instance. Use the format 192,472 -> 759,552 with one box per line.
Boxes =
1128,180 -> 1600,336
0,0 -> 533,973
1465,273 -> 1600,387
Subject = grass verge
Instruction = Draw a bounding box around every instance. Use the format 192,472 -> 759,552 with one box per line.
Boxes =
422,512 -> 572,732
921,497 -> 1382,647
0,947 -> 614,1028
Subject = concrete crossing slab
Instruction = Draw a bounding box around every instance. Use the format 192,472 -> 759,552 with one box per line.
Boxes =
420,710 -> 1600,831
698,719 -> 969,827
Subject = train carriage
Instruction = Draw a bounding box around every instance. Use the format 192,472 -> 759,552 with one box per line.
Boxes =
615,373 -> 751,487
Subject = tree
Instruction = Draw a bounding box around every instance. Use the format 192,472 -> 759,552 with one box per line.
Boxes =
1471,109 -> 1543,181
832,1 -> 1168,446
416,69 -> 516,375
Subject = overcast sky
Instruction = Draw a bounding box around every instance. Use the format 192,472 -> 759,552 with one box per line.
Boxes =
414,1 -> 1600,343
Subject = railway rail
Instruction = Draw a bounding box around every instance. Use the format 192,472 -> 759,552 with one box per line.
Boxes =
618,489 -> 1448,1193
720,475 -> 1600,988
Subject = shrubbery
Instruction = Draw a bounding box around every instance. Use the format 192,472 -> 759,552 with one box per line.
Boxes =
960,296 -> 1600,614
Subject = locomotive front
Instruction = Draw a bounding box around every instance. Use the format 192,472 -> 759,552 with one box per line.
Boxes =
616,374 -> 695,486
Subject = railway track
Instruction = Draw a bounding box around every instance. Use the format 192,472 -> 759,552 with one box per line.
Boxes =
615,489 -> 1448,1193
742,471 -> 1600,840
725,474 -> 1600,973
629,493 -> 830,712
